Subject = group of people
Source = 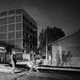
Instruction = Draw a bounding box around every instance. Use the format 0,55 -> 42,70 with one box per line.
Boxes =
10,49 -> 40,74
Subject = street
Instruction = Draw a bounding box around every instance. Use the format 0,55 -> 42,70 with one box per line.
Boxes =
0,64 -> 80,80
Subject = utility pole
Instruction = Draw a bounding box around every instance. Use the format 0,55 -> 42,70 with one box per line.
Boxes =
46,32 -> 48,60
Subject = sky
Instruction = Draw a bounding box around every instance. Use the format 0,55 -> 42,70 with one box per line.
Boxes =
0,0 -> 80,35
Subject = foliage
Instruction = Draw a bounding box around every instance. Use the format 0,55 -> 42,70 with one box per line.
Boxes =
39,29 -> 46,48
45,26 -> 65,43
39,26 -> 65,53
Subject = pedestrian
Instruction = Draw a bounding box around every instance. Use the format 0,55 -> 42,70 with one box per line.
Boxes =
27,51 -> 39,75
10,49 -> 16,74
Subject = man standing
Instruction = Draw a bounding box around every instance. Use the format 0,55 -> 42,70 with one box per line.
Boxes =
10,49 -> 16,74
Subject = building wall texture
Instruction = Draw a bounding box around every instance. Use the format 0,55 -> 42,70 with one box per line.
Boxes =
0,9 -> 37,50
0,9 -> 37,62
51,30 -> 80,67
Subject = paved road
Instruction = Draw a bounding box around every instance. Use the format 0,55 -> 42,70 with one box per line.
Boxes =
0,64 -> 80,80
15,64 -> 80,80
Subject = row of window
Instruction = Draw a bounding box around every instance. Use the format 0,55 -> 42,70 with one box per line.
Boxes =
8,39 -> 22,47
1,39 -> 36,49
0,9 -> 22,17
8,31 -> 22,39
23,41 -> 36,49
0,39 -> 22,44
8,39 -> 22,45
23,33 -> 37,44
0,31 -> 22,39
0,15 -> 22,25
0,23 -> 22,32
23,16 -> 37,30
23,32 -> 37,40
8,23 -> 22,31
23,24 -> 37,36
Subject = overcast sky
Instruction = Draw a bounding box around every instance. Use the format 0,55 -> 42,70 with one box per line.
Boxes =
0,0 -> 80,35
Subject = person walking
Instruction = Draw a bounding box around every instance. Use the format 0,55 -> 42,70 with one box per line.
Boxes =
27,51 -> 39,75
10,49 -> 16,74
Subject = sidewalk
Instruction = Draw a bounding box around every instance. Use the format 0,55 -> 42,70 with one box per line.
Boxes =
0,64 -> 13,73
0,64 -> 28,80
0,64 -> 55,80
0,64 -> 80,80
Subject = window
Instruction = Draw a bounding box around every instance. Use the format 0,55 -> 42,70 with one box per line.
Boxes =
16,39 -> 22,44
16,9 -> 22,14
8,24 -> 15,31
23,24 -> 26,31
0,11 -> 7,17
16,39 -> 22,48
3,40 -> 7,43
23,16 -> 29,23
33,27 -> 37,32
30,22 -> 33,26
8,10 -> 15,15
0,25 -> 7,32
8,32 -> 15,39
30,44 -> 32,48
16,23 -> 22,30
23,42 -> 27,48
0,17 -> 7,25
8,16 -> 15,23
23,32 -> 28,41
0,33 -> 7,39
27,27 -> 29,31
16,31 -> 22,38
8,40 -> 15,45
23,24 -> 29,31
30,28 -> 33,33
16,15 -> 22,22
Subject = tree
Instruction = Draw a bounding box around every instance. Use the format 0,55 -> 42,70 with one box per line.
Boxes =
45,26 -> 65,43
39,29 -> 46,53
39,26 -> 65,53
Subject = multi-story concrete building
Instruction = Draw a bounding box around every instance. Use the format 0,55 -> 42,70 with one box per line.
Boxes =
0,9 -> 37,52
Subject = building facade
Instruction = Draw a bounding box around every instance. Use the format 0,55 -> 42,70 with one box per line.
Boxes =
49,30 -> 80,67
0,9 -> 37,52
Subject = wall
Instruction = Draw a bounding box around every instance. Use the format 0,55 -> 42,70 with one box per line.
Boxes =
0,52 -> 5,62
23,53 -> 30,61
51,31 -> 80,67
